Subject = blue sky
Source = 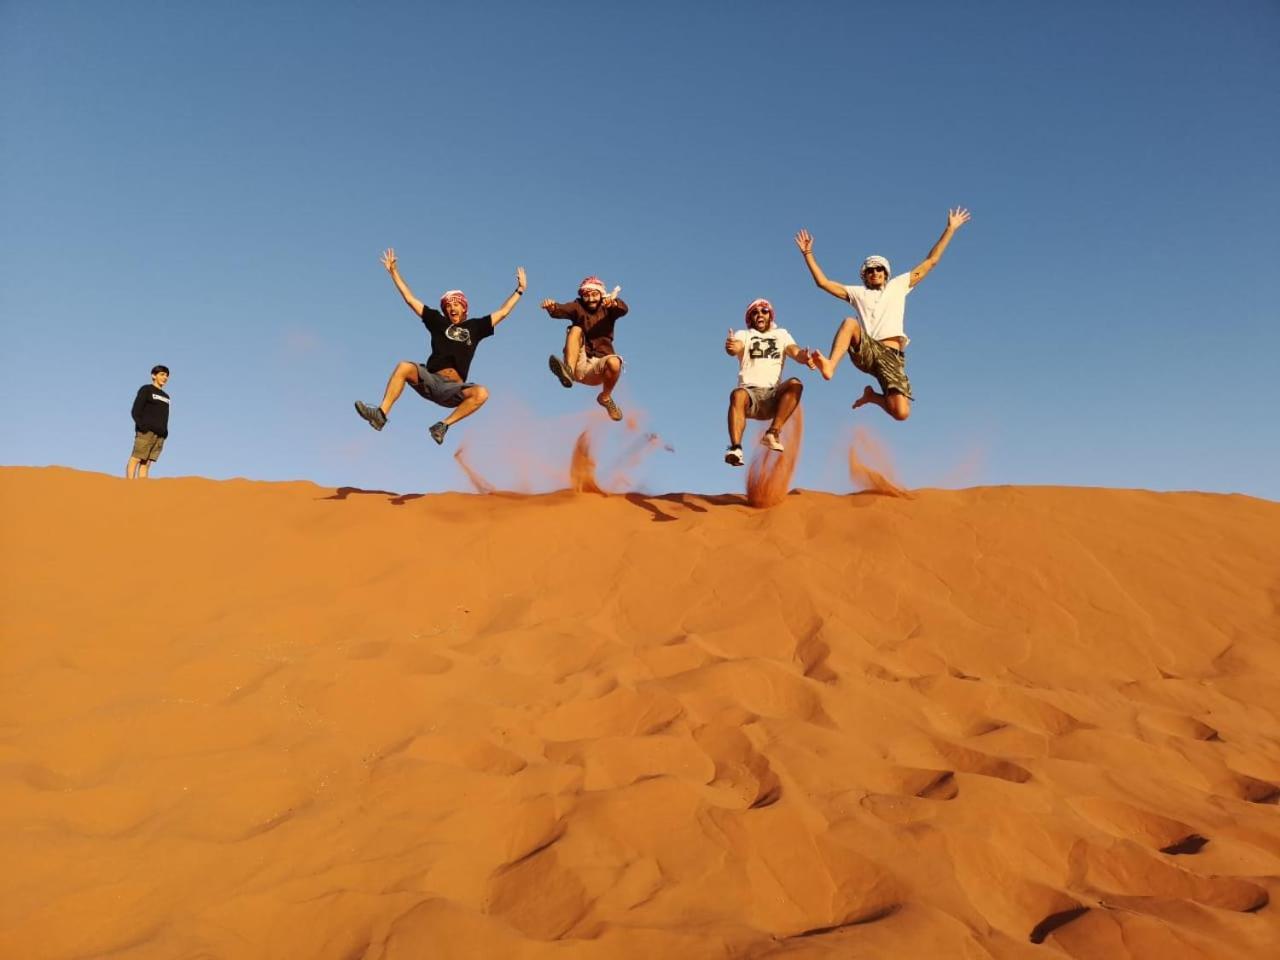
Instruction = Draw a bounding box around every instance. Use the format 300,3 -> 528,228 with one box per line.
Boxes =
3,0 -> 1277,498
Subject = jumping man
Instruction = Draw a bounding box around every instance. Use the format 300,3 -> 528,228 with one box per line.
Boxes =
724,298 -> 816,466
354,248 -> 526,445
795,207 -> 970,421
543,276 -> 629,422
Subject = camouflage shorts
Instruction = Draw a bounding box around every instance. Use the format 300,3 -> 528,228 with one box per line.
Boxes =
849,328 -> 913,399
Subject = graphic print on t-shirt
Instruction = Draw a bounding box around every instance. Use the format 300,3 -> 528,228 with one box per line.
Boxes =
445,325 -> 473,345
748,336 -> 781,360
736,327 -> 796,388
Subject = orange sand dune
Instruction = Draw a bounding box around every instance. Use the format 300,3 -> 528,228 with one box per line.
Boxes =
2,467 -> 1279,959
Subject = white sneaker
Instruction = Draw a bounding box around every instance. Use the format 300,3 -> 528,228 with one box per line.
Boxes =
724,446 -> 744,466
761,430 -> 785,452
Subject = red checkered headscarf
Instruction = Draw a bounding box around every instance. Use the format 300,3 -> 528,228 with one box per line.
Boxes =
744,298 -> 775,329
439,290 -> 468,315
578,276 -> 607,297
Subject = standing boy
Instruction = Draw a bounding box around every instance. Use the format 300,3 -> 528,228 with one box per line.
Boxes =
542,276 -> 628,422
127,365 -> 170,479
795,207 -> 970,421
354,248 -> 526,446
723,299 -> 815,466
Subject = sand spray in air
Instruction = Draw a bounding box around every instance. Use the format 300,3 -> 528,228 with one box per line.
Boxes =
847,426 -> 912,498
453,445 -> 496,494
746,408 -> 803,509
570,413 -> 674,495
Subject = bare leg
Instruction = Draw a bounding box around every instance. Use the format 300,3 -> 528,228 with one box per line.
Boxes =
599,356 -> 622,401
768,379 -> 804,433
564,326 -> 583,371
728,388 -> 749,446
442,384 -> 489,426
138,461 -> 151,478
853,386 -> 911,421
378,361 -> 420,415
126,456 -> 142,479
816,317 -> 862,380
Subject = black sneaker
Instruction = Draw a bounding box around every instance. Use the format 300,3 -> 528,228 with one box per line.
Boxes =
548,354 -> 573,388
429,421 -> 449,445
724,445 -> 744,467
354,401 -> 386,431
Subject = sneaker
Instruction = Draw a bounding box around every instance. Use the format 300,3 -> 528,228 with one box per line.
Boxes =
354,401 -> 387,431
597,394 -> 623,422
761,429 -> 785,453
724,445 -> 745,467
429,421 -> 449,445
548,354 -> 573,389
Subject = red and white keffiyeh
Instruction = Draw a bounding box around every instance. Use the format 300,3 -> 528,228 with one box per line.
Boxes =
439,290 -> 469,314
744,298 -> 775,328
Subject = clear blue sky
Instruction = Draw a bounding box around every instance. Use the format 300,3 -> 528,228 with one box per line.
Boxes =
3,0 -> 1277,498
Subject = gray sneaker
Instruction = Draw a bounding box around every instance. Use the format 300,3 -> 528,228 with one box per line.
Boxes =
761,429 -> 784,453
429,421 -> 449,445
548,355 -> 573,389
354,401 -> 387,431
725,445 -> 744,467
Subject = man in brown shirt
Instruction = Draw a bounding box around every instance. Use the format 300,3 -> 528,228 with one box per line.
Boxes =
542,276 -> 628,422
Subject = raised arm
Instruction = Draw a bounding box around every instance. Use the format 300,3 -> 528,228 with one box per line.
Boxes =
382,248 -> 424,316
909,207 -> 971,287
795,230 -> 851,301
490,267 -> 528,327
725,327 -> 744,358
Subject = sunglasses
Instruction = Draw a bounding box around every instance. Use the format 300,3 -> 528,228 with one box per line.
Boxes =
864,265 -> 886,274
751,307 -> 772,316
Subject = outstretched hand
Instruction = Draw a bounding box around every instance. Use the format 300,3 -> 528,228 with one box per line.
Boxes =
540,298 -> 555,310
515,266 -> 527,293
794,229 -> 814,255
725,327 -> 738,354
947,207 -> 971,230
381,248 -> 398,274
795,347 -> 819,369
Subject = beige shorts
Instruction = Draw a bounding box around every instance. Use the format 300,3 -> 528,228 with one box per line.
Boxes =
131,431 -> 165,461
573,353 -> 621,387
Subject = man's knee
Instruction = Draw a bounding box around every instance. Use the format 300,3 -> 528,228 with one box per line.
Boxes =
730,388 -> 748,407
784,377 -> 803,395
466,384 -> 489,405
888,395 -> 910,420
604,356 -> 622,374
396,361 -> 418,380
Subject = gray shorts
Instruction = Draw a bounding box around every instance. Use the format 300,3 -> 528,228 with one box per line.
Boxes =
410,366 -> 474,408
742,384 -> 780,420
131,431 -> 165,461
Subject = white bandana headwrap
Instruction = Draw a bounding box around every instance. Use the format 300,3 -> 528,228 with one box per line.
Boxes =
861,255 -> 891,278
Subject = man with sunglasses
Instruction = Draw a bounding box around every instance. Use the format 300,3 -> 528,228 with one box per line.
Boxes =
723,298 -> 817,466
794,207 -> 970,421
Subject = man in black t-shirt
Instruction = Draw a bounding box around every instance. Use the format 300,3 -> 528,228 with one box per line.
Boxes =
354,248 -> 527,445
127,364 -> 171,479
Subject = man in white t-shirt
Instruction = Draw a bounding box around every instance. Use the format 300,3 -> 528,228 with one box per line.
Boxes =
723,298 -> 816,466
794,207 -> 970,421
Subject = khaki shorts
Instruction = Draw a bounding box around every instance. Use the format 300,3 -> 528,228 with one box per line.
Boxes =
131,431 -> 165,461
573,353 -> 621,387
849,324 -> 913,399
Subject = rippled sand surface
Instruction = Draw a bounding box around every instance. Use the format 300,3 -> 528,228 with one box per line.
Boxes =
2,467 -> 1277,959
